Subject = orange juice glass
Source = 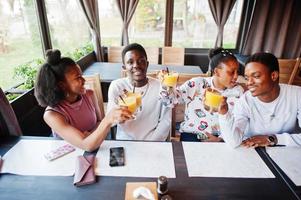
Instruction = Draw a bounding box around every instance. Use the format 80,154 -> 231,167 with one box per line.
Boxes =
119,96 -> 137,114
126,92 -> 142,107
204,88 -> 223,109
163,72 -> 179,87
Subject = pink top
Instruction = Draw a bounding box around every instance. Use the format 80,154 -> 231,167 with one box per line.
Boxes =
46,90 -> 97,138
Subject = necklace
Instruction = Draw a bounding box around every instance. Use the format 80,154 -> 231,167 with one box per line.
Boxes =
266,89 -> 281,121
254,95 -> 281,122
265,86 -> 281,121
269,97 -> 280,121
132,80 -> 149,98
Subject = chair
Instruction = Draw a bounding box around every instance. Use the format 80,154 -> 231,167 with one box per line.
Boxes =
278,58 -> 300,85
83,74 -> 105,120
145,47 -> 159,64
171,73 -> 210,141
121,69 -> 159,79
292,59 -> 301,86
108,46 -> 124,63
177,73 -> 209,85
146,71 -> 160,79
0,87 -> 22,136
162,47 -> 185,66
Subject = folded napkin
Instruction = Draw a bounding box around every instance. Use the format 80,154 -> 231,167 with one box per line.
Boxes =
73,155 -> 96,186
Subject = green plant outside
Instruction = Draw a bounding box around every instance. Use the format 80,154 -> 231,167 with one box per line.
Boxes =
7,43 -> 93,101
6,93 -> 20,101
14,59 -> 44,90
65,43 -> 93,61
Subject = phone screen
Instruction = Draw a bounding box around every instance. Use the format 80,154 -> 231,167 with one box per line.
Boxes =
109,147 -> 125,167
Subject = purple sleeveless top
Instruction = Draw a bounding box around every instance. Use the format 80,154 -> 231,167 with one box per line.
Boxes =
46,91 -> 97,138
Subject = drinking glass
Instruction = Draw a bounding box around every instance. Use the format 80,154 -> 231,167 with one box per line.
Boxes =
204,88 -> 223,112
163,72 -> 179,87
126,92 -> 142,108
118,96 -> 138,114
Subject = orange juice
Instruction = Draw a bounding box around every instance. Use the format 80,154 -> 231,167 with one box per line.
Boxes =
163,72 -> 179,87
205,89 -> 223,109
126,92 -> 142,107
119,96 -> 137,114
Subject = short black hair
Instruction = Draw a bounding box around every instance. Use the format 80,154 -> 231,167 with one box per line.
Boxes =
208,47 -> 237,75
245,52 -> 279,72
34,49 -> 76,107
121,43 -> 147,64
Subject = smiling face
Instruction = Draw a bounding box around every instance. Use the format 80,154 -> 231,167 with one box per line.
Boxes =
60,64 -> 86,96
123,49 -> 149,87
244,62 -> 279,100
214,59 -> 239,89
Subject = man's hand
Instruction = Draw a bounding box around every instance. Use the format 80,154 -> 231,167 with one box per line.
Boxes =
242,135 -> 270,148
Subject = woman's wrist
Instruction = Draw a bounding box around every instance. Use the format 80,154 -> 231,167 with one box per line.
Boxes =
101,116 -> 113,128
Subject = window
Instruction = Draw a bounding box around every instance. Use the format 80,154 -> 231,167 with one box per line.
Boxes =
172,0 -> 243,48
223,0 -> 243,48
128,0 -> 166,47
45,0 -> 91,55
98,0 -> 122,46
0,0 -> 43,91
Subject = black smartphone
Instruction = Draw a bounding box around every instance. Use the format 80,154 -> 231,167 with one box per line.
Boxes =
109,147 -> 125,167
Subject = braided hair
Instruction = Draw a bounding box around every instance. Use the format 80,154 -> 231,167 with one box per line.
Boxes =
208,47 -> 237,76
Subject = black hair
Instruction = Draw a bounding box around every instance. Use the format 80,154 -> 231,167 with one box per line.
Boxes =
121,43 -> 147,64
245,52 -> 279,72
34,49 -> 76,107
208,47 -> 237,75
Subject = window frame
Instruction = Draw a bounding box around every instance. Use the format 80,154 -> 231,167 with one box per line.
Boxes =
11,0 -> 251,67
165,0 -> 248,52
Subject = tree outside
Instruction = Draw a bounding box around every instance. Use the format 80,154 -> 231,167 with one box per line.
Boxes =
0,0 -> 43,91
129,0 -> 165,46
0,0 -> 92,91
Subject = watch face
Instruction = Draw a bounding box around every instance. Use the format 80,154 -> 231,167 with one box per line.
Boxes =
268,136 -> 275,142
268,136 -> 275,145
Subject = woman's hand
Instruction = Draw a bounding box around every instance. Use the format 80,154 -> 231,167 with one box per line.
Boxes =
106,106 -> 133,125
157,70 -> 167,83
218,96 -> 228,115
202,89 -> 210,111
204,132 -> 223,142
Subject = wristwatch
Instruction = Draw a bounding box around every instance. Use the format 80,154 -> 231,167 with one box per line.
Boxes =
267,135 -> 277,146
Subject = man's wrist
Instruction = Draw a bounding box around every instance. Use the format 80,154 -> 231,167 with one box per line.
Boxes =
267,134 -> 277,146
